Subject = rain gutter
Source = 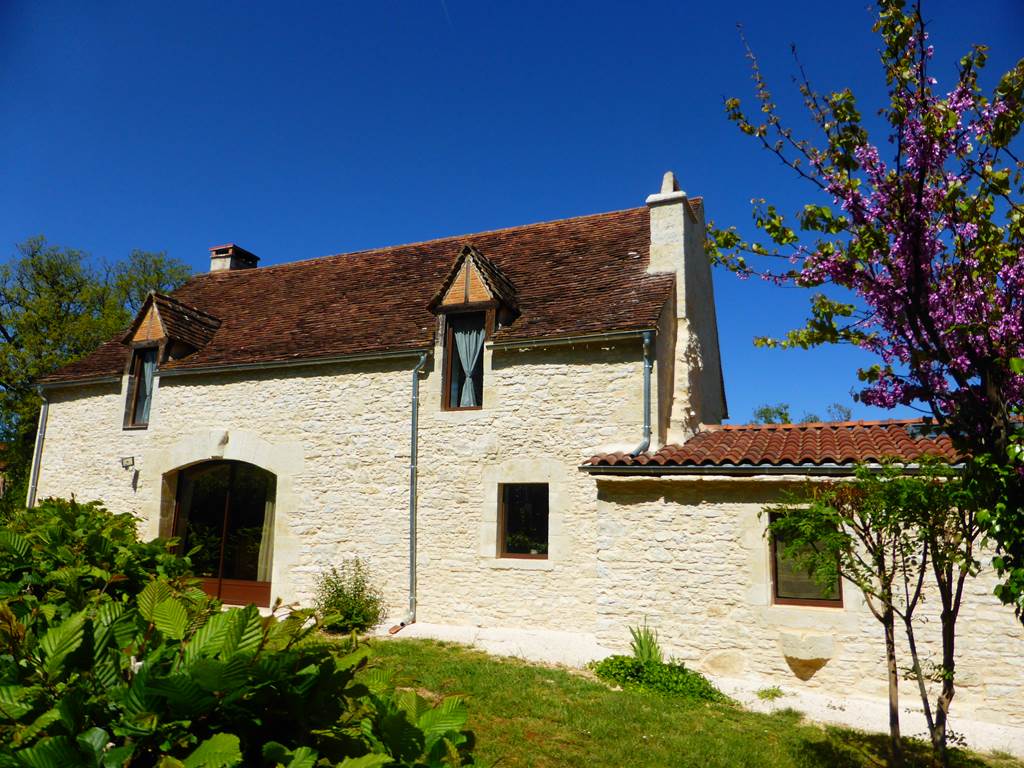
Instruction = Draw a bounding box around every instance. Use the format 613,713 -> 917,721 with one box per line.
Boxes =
629,331 -> 654,457
37,375 -> 121,391
580,461 -> 965,477
156,348 -> 431,378
26,388 -> 49,508
399,351 -> 431,629
488,329 -> 653,350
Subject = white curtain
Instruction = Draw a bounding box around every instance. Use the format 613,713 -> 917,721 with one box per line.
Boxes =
175,472 -> 195,541
257,478 -> 276,582
454,322 -> 485,407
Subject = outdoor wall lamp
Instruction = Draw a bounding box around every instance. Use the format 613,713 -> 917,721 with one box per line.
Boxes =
120,456 -> 135,470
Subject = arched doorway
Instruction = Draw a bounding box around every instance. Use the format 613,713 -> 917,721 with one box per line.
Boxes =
172,460 -> 276,606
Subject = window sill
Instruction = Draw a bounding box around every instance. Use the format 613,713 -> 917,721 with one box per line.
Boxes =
771,599 -> 844,610
483,557 -> 553,571
434,407 -> 489,421
122,425 -> 150,431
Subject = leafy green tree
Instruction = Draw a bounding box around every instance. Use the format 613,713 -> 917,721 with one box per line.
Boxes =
751,403 -> 792,424
708,0 -> 1024,616
769,462 -> 981,767
114,249 -> 192,314
751,401 -> 853,424
0,237 -> 190,510
827,402 -> 853,422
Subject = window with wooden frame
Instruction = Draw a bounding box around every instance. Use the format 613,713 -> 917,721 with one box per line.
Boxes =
443,312 -> 487,410
498,483 -> 549,559
769,512 -> 842,606
123,346 -> 158,429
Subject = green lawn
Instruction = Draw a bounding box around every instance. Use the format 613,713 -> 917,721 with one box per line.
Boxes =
366,638 -> 1021,768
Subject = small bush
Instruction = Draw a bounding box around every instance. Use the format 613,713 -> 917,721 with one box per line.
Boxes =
628,618 -> 663,664
592,655 -> 727,703
314,556 -> 387,634
757,686 -> 785,701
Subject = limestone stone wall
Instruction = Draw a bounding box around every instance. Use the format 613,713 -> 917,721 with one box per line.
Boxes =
592,476 -> 1024,728
37,338 -> 1023,727
35,338 -> 650,625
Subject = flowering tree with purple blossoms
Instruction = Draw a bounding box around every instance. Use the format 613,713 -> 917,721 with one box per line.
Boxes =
708,0 -> 1024,616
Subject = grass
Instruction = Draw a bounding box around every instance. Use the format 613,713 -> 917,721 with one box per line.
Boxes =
366,638 -> 1022,768
757,685 -> 786,701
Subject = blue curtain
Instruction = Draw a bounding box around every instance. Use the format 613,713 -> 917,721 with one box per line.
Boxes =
453,321 -> 485,407
133,349 -> 157,424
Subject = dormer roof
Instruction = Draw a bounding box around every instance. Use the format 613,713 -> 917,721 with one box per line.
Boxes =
121,292 -> 222,351
428,245 -> 519,314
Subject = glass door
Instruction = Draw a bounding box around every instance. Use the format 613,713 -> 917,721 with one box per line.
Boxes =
174,460 -> 275,606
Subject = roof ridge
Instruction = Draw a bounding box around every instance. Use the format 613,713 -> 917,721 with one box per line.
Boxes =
152,292 -> 222,325
195,206 -> 647,277
703,418 -> 926,432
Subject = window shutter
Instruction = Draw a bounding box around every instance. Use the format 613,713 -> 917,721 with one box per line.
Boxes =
122,368 -> 137,428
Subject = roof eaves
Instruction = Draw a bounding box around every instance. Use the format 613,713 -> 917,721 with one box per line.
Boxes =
157,346 -> 433,378
489,328 -> 653,350
579,460 -> 965,476
38,374 -> 122,391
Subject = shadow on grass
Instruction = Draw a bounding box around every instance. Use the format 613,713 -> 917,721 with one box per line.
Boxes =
791,723 -> 997,768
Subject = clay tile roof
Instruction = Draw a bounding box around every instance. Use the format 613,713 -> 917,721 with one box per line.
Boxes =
40,207 -> 673,384
585,420 -> 962,469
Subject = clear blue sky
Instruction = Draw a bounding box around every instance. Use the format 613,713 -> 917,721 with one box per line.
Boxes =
1,1 -> 1021,423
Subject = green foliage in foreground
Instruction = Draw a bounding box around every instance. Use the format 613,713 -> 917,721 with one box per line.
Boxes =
0,498 -> 474,767
591,655 -> 727,703
372,638 -> 1020,768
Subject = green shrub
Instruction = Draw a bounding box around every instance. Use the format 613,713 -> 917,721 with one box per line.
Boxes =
757,686 -> 785,701
314,557 -> 387,635
628,618 -> 663,664
591,655 -> 728,703
0,498 -> 475,767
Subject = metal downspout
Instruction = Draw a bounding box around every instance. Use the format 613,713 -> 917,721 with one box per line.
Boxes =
26,389 -> 49,508
399,351 -> 430,629
629,331 -> 654,457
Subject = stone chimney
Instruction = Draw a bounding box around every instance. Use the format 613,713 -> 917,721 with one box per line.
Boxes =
646,171 -> 727,442
209,243 -> 259,272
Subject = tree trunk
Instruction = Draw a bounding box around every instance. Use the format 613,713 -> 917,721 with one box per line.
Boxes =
931,605 -> 956,768
902,612 -> 934,737
884,608 -> 904,768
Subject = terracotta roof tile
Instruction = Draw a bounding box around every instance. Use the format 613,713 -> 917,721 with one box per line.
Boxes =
585,420 -> 962,468
42,207 -> 672,384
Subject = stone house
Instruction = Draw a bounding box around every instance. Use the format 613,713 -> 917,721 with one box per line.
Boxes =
27,173 -> 1024,738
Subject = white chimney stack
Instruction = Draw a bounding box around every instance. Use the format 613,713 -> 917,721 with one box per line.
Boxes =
645,170 -> 727,441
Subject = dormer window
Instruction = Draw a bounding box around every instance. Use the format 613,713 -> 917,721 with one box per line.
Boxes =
444,312 -> 486,410
119,291 -> 222,431
125,346 -> 157,429
428,245 -> 520,413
